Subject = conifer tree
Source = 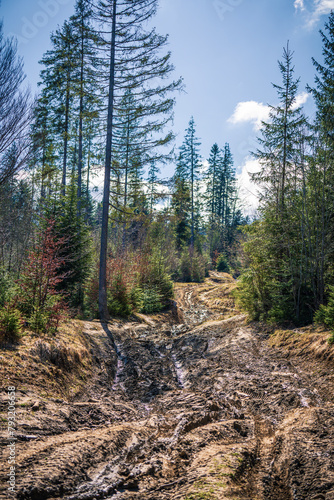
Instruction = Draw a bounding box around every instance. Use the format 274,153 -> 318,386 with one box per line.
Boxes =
70,0 -> 100,215
39,21 -> 77,197
96,0 -> 182,319
31,95 -> 58,203
206,143 -> 223,226
205,142 -> 238,255
171,158 -> 191,251
308,12 -> 334,305
147,160 -> 161,213
178,117 -> 202,248
237,43 -> 312,323
253,42 -> 306,216
218,143 -> 235,229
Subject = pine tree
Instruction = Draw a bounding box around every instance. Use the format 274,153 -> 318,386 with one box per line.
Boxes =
96,0 -> 182,319
253,42 -> 306,216
178,117 -> 202,248
39,21 -> 77,198
206,143 -> 223,226
308,12 -> 334,306
70,0 -> 100,215
147,160 -> 161,214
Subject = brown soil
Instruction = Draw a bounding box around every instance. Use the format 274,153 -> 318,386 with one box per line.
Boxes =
1,272 -> 334,500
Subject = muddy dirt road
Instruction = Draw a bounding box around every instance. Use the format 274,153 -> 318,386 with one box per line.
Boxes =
1,273 -> 334,500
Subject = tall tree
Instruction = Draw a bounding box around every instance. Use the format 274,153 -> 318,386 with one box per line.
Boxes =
0,21 -> 31,185
253,42 -> 306,217
39,21 -> 77,198
70,0 -> 100,215
206,143 -> 222,226
308,12 -> 334,305
178,117 -> 202,247
147,160 -> 161,214
237,44 -> 313,324
171,157 -> 191,251
96,0 -> 182,319
218,143 -> 236,230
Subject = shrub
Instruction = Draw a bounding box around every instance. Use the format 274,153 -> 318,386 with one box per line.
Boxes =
174,249 -> 210,283
216,253 -> 230,273
314,286 -> 334,344
0,272 -> 17,308
314,286 -> 334,329
106,255 -> 141,317
139,252 -> 174,307
140,286 -> 163,314
86,249 -> 174,318
15,220 -> 68,334
0,306 -> 23,343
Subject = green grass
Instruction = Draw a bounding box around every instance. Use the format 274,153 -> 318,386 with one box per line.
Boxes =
185,493 -> 215,500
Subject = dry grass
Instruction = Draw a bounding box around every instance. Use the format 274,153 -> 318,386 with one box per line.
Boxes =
195,273 -> 239,319
269,325 -> 334,363
0,320 -> 92,399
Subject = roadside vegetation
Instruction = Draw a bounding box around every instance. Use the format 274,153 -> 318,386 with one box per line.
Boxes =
2,2 -> 334,350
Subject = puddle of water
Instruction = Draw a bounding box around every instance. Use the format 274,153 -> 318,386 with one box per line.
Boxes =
112,358 -> 124,390
171,354 -> 186,388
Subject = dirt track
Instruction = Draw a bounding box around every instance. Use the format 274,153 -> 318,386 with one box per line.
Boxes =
1,272 -> 334,500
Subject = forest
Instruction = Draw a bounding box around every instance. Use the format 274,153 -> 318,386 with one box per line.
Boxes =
1,0 -> 334,342
4,2 -> 334,499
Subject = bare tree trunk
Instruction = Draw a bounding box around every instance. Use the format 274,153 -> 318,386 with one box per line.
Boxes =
122,117 -> 130,250
99,0 -> 117,320
190,141 -> 194,248
62,83 -> 70,199
320,155 -> 326,305
77,14 -> 84,216
281,42 -> 291,215
85,134 -> 91,222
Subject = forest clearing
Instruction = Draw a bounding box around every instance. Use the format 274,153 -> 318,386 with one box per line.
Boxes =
3,0 -> 334,498
1,272 -> 334,499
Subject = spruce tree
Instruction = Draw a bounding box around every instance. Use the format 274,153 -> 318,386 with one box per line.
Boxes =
39,21 -> 77,198
206,143 -> 223,226
70,0 -> 100,215
31,94 -> 58,203
308,12 -> 334,305
147,160 -> 161,214
171,157 -> 191,251
178,117 -> 202,248
253,42 -> 306,216
238,43 -> 312,323
218,143 -> 235,229
96,0 -> 182,319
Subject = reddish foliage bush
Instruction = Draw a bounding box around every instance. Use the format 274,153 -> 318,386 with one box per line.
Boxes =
15,220 -> 69,334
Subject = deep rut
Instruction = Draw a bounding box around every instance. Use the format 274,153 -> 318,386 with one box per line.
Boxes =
1,273 -> 334,500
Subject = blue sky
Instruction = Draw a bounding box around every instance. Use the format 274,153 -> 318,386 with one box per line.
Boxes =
1,0 -> 332,212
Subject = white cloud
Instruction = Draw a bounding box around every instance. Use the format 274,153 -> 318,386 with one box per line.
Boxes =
292,91 -> 309,109
314,0 -> 334,15
237,158 -> 261,216
294,0 -> 305,11
228,101 -> 270,131
229,93 -> 309,132
303,0 -> 334,27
